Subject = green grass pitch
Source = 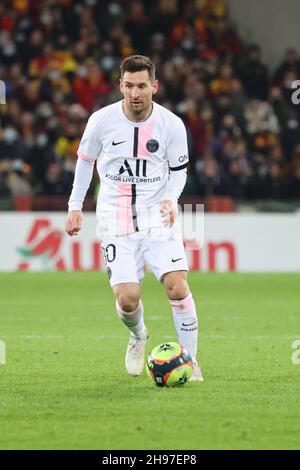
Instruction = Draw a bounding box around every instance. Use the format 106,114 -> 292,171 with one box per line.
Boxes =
0,272 -> 300,450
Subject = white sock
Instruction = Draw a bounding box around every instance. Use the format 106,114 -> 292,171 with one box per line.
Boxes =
169,293 -> 198,362
116,300 -> 147,339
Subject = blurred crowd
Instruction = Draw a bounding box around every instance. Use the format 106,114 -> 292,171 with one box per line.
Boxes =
1,0 -> 300,202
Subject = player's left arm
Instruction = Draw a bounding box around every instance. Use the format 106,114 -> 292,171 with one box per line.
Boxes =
160,118 -> 189,227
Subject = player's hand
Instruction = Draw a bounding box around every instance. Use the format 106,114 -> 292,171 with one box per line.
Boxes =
65,210 -> 83,236
160,200 -> 176,227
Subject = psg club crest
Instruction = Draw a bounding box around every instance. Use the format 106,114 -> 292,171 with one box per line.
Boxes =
146,139 -> 159,153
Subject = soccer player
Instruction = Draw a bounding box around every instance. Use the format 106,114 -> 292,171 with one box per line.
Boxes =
65,55 -> 203,382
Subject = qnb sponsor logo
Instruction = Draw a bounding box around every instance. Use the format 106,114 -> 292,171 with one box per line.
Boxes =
0,80 -> 6,104
0,341 -> 6,365
291,81 -> 300,105
178,154 -> 188,163
291,340 -> 300,365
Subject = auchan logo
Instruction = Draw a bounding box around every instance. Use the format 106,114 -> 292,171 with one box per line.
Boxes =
16,218 -> 237,272
184,240 -> 237,271
17,219 -> 101,271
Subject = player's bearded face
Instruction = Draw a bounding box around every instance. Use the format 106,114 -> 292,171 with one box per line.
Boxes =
120,71 -> 158,117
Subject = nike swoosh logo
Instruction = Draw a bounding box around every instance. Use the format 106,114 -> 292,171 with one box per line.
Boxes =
182,321 -> 197,327
112,140 -> 126,146
172,257 -> 183,263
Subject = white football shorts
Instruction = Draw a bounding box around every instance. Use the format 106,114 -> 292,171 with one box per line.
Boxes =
100,225 -> 188,287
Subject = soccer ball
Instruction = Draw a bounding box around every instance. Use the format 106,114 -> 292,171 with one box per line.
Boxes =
146,342 -> 193,387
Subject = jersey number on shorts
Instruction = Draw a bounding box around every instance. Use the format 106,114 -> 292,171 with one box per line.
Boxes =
102,244 -> 116,263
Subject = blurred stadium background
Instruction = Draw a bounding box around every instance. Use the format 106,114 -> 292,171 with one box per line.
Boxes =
1,0 -> 300,451
1,0 -> 300,272
0,0 -> 300,271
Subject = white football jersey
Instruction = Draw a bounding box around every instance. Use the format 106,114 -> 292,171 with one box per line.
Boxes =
76,100 -> 189,237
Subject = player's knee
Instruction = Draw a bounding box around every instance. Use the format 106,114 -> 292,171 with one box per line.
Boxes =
116,292 -> 140,313
167,285 -> 189,300
114,283 -> 140,313
164,276 -> 189,300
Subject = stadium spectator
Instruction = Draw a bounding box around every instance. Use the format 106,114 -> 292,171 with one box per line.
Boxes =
273,48 -> 300,85
196,152 -> 229,197
237,44 -> 269,100
0,0 -> 300,203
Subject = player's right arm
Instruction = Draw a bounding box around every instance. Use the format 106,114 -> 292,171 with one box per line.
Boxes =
65,112 -> 102,237
65,209 -> 83,236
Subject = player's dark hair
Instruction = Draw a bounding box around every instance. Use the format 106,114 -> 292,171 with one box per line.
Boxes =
120,55 -> 156,82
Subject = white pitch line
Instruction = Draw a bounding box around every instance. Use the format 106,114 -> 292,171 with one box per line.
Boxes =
3,333 -> 299,341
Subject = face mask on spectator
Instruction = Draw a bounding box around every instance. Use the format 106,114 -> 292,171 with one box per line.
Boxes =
48,70 -> 62,80
283,79 -> 294,89
64,159 -> 76,172
3,44 -> 16,57
18,17 -> 31,31
287,119 -> 299,130
40,12 -> 53,25
76,66 -> 88,78
172,56 -> 184,67
3,128 -> 18,143
11,159 -> 24,172
36,134 -> 48,147
182,39 -> 193,50
101,56 -> 115,70
108,3 -> 122,15
37,103 -> 54,119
